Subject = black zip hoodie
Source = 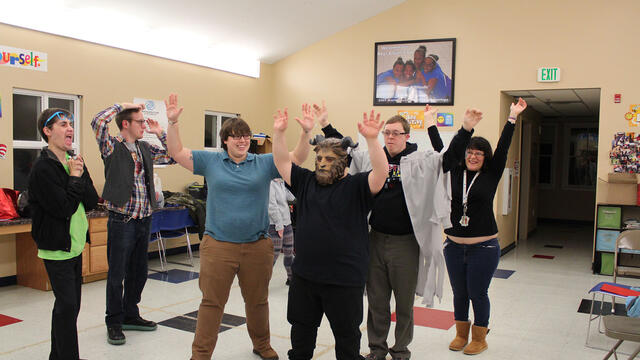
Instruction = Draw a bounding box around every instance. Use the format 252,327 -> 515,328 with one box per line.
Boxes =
28,148 -> 99,251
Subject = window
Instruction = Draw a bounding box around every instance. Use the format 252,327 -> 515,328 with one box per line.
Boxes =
204,111 -> 237,150
538,125 -> 556,187
563,124 -> 598,188
12,89 -> 80,191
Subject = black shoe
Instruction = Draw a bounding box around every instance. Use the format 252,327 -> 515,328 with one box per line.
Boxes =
122,316 -> 157,331
107,326 -> 126,345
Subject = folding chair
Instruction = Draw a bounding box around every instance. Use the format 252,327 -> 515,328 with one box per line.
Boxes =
602,315 -> 640,360
150,207 -> 197,270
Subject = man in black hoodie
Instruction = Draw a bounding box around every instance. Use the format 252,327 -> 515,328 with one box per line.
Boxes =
28,108 -> 99,360
363,115 -> 420,360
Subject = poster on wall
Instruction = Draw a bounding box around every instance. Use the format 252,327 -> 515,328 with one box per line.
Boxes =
397,110 -> 424,130
1,45 -> 47,72
374,38 -> 455,106
133,97 -> 168,148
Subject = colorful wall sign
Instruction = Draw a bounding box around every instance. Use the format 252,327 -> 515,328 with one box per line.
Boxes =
626,104 -> 640,126
437,113 -> 454,127
0,45 -> 47,72
398,110 -> 424,130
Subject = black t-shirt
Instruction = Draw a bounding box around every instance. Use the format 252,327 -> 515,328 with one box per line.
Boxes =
289,163 -> 373,286
368,143 -> 418,235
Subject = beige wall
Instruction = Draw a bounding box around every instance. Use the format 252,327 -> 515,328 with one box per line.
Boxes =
0,24 -> 275,277
267,0 -> 640,248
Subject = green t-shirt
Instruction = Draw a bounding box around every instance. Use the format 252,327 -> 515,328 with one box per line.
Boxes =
38,154 -> 88,260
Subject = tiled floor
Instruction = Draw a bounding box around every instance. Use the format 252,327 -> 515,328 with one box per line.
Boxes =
1,221 -> 640,359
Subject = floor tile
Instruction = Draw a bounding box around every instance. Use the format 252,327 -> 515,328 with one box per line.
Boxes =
493,269 -> 516,279
148,269 -> 199,284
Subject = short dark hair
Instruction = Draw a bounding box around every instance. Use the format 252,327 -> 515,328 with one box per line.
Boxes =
466,136 -> 493,172
37,108 -> 72,143
385,115 -> 411,134
219,117 -> 251,151
115,108 -> 141,130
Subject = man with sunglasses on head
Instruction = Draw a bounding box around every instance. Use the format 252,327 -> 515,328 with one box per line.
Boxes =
91,97 -> 176,346
29,109 -> 99,360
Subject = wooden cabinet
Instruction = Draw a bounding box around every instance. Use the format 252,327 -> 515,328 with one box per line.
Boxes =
10,214 -> 110,291
83,216 -> 109,281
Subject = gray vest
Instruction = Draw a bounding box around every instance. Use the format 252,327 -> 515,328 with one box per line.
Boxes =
102,140 -> 157,210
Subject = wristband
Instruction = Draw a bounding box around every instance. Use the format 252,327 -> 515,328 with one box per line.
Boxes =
169,120 -> 178,125
508,116 -> 516,123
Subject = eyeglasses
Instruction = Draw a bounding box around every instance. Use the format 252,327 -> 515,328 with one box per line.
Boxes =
466,150 -> 485,157
230,134 -> 251,140
44,111 -> 74,127
128,119 -> 146,125
382,131 -> 407,137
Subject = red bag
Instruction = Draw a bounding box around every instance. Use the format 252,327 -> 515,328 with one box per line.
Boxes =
0,188 -> 20,220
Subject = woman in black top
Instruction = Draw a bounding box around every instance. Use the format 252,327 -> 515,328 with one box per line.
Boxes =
427,98 -> 527,355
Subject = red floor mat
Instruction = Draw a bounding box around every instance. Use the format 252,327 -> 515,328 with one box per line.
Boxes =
0,314 -> 22,327
392,307 -> 455,330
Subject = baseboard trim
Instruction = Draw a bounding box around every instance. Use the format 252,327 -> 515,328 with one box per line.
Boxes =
0,275 -> 17,287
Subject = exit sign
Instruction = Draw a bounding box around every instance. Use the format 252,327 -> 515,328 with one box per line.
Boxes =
537,67 -> 561,82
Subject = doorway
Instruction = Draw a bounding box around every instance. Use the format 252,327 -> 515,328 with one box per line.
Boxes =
506,89 -> 600,249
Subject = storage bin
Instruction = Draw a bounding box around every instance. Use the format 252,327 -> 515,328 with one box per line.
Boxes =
596,229 -> 621,252
601,252 -> 614,275
597,206 -> 622,229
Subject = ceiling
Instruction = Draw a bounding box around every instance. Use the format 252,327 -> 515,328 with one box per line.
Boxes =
504,89 -> 601,118
1,0 -> 406,71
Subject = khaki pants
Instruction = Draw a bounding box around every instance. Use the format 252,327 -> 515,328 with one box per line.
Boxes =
191,235 -> 274,360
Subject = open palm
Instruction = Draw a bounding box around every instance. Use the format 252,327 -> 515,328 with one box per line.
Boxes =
358,110 -> 383,139
273,108 -> 289,133
295,103 -> 315,133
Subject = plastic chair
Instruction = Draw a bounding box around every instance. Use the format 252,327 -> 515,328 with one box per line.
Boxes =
602,315 -> 640,360
150,207 -> 196,271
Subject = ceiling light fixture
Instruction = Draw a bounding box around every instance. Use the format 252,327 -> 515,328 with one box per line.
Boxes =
0,1 -> 261,78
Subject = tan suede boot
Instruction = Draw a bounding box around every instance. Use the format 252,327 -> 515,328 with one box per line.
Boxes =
449,320 -> 471,351
463,325 -> 488,355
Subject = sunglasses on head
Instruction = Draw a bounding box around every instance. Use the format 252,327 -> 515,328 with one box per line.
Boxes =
44,111 -> 74,127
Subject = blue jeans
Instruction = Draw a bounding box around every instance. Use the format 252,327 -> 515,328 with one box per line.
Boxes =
105,211 -> 151,327
443,238 -> 500,327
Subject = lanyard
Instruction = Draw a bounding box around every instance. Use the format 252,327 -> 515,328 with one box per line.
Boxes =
462,170 -> 479,209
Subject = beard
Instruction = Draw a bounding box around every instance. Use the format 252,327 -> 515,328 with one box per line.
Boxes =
315,159 -> 347,186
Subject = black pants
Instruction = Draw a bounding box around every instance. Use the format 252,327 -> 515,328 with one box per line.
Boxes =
43,255 -> 82,360
105,212 -> 151,326
287,274 -> 364,360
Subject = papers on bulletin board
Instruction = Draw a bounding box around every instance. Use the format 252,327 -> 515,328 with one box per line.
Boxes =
133,97 -> 167,148
357,130 -> 455,153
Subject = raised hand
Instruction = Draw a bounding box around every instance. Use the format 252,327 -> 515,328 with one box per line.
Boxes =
165,93 -> 184,124
146,118 -> 163,136
313,101 -> 329,128
462,108 -> 483,131
295,103 -> 315,133
273,108 -> 289,133
510,97 -> 527,118
358,110 -> 383,139
424,104 -> 438,127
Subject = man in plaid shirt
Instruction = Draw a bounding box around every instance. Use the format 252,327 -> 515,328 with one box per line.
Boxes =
91,98 -> 177,346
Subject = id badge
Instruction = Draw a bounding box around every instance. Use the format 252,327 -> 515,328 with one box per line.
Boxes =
459,215 -> 470,227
